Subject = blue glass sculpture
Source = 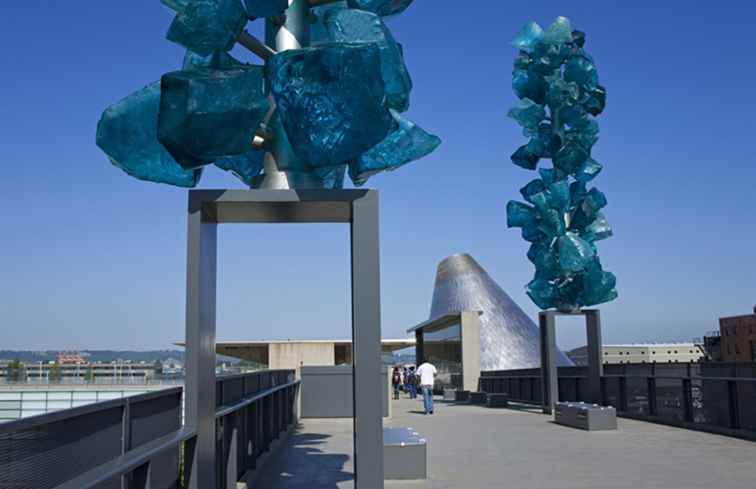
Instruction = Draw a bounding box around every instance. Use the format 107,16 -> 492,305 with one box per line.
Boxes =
323,8 -> 412,111
505,17 -> 617,311
96,81 -> 201,188
97,0 -> 438,188
266,42 -> 393,168
166,0 -> 248,56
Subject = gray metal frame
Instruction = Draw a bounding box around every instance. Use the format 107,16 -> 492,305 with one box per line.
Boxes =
539,309 -> 602,414
185,189 -> 384,489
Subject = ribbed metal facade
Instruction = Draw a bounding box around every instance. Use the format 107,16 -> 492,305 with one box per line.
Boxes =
429,254 -> 573,370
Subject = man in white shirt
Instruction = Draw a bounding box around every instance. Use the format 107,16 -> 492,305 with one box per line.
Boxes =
415,361 -> 437,415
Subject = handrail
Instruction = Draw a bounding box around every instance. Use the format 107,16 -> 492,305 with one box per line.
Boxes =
216,369 -> 294,382
481,373 -> 756,383
0,386 -> 182,434
51,426 -> 197,489
215,379 -> 300,418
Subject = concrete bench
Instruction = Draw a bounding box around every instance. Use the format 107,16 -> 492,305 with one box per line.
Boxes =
468,392 -> 488,404
384,427 -> 427,480
554,402 -> 617,431
486,393 -> 509,408
443,389 -> 471,402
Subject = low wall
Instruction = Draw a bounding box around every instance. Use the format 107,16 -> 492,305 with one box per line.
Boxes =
300,365 -> 390,418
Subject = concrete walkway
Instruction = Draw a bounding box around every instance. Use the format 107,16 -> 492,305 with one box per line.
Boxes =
255,396 -> 756,489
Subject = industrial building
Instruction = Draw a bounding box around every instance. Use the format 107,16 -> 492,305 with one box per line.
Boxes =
567,343 -> 704,365
181,339 -> 415,371
719,309 -> 756,362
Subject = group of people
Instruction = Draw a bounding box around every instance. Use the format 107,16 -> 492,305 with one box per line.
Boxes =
392,361 -> 437,415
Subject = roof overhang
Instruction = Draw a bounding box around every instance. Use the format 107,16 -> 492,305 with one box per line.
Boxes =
406,311 -> 482,334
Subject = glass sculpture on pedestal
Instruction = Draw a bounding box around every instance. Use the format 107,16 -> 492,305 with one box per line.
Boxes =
505,17 -> 618,312
96,0 -> 440,189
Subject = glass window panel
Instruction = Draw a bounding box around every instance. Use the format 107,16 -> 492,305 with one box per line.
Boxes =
422,323 -> 462,391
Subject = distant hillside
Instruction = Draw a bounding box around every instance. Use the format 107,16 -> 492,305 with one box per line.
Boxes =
0,350 -> 185,364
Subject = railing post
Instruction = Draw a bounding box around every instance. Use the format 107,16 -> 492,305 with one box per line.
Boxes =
225,413 -> 238,489
129,462 -> 151,489
619,376 -> 627,412
121,399 -> 131,489
682,378 -> 693,422
647,376 -> 657,416
728,380 -> 740,429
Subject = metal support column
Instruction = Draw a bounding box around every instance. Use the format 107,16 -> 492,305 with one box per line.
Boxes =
185,199 -> 218,489
539,311 -> 557,415
585,310 -> 604,404
351,190 -> 384,489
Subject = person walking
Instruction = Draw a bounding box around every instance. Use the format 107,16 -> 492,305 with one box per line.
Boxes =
416,361 -> 437,414
407,365 -> 418,399
391,366 -> 402,400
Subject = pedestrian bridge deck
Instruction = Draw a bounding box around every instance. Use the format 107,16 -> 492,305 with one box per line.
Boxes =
255,397 -> 756,489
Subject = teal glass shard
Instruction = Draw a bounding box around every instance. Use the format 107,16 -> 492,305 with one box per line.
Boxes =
243,0 -> 287,18
575,157 -> 602,183
182,50 -> 245,71
511,139 -> 544,170
513,69 -> 547,105
214,150 -> 264,186
506,201 -> 537,229
528,243 -> 559,280
158,65 -> 268,169
267,43 -> 393,168
571,30 -> 586,48
310,1 -> 348,46
583,212 -> 613,242
349,109 -> 440,186
166,0 -> 247,56
507,98 -> 546,136
511,21 -> 543,52
542,16 -> 572,44
313,164 -> 347,189
520,179 -> 546,203
585,85 -> 607,116
538,208 -> 565,238
546,78 -> 580,111
96,81 -> 201,187
581,267 -> 618,306
161,0 -> 188,12
564,55 -> 598,90
346,0 -> 413,17
558,232 -> 594,272
553,141 -> 588,174
324,8 -> 412,112
526,278 -> 558,310
538,167 -> 558,185
531,41 -> 569,74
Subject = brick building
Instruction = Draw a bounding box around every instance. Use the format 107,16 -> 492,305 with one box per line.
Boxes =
719,309 -> 756,362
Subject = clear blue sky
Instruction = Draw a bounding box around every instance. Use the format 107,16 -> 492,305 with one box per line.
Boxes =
1,1 -> 754,351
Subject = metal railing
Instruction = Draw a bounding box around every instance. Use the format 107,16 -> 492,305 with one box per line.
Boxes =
0,369 -> 298,489
214,370 -> 299,489
479,362 -> 756,441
